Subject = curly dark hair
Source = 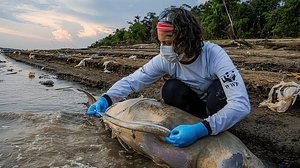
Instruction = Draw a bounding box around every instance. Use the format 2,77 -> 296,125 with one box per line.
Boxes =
155,7 -> 204,58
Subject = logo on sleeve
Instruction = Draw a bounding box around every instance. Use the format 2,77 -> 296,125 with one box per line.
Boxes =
221,70 -> 238,89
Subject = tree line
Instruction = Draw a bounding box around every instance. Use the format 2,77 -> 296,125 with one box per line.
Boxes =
90,0 -> 299,47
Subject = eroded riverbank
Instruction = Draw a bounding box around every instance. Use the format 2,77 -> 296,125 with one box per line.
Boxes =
3,39 -> 300,167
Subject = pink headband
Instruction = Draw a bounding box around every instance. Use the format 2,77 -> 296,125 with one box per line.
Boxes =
156,22 -> 174,31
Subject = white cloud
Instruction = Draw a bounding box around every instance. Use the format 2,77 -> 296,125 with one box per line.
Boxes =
0,0 -> 200,49
0,27 -> 49,41
15,3 -> 113,41
52,29 -> 71,41
77,22 -> 114,38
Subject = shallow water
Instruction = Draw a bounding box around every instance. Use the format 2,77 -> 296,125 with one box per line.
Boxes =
0,54 -> 158,168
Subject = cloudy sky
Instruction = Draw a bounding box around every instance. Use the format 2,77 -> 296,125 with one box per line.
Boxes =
0,0 -> 207,50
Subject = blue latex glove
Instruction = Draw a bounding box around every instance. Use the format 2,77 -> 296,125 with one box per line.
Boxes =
165,122 -> 208,147
86,96 -> 109,117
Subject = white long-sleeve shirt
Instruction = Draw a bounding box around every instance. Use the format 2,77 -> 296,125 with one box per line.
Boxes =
105,42 -> 250,135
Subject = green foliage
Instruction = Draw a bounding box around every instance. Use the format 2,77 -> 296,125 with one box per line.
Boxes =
90,0 -> 299,47
89,12 -> 157,47
264,0 -> 300,38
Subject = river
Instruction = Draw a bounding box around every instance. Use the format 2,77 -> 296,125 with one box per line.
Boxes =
0,53 -> 158,168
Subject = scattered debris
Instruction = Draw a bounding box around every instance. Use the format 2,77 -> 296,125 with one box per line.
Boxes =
28,72 -> 35,78
103,61 -> 117,73
287,73 -> 300,80
234,39 -> 254,49
39,80 -> 54,87
259,81 -> 300,112
38,74 -> 57,79
29,53 -> 35,59
129,55 -> 137,60
91,53 -> 99,57
13,51 -> 21,55
6,72 -> 17,75
57,54 -> 70,59
74,57 -> 92,68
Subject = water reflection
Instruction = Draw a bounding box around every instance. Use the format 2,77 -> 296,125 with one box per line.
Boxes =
0,54 -> 87,113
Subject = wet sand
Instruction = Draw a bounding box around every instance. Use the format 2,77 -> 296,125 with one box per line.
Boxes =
3,39 -> 300,167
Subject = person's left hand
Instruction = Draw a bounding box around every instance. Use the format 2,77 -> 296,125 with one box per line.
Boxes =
165,122 -> 208,147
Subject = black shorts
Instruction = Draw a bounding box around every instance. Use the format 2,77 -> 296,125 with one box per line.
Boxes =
161,79 -> 227,119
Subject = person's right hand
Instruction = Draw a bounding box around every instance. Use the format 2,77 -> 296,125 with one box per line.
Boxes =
86,96 -> 109,117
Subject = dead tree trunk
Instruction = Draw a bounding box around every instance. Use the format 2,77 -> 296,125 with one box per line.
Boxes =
222,0 -> 238,39
222,0 -> 254,48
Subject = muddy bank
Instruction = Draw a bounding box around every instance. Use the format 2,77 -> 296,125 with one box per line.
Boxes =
3,39 -> 300,167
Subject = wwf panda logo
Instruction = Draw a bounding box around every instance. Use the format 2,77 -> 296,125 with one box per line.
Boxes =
221,70 -> 236,83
